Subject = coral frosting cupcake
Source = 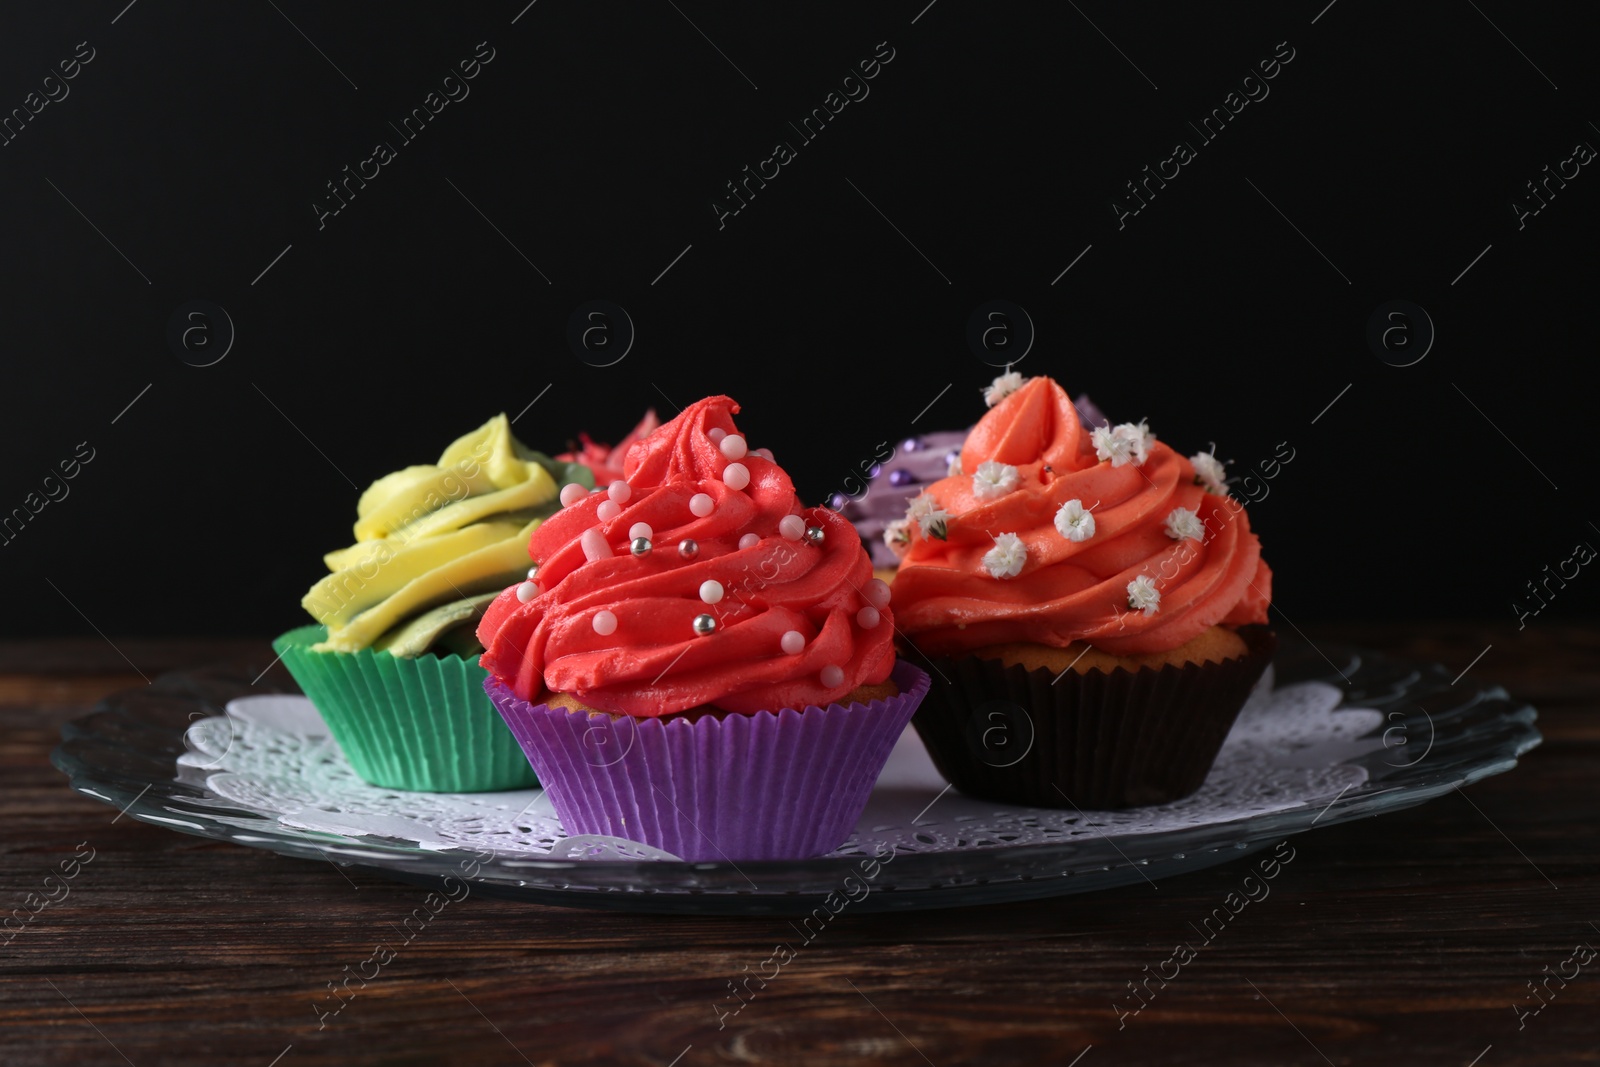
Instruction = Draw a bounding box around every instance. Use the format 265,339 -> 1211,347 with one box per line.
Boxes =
892,374 -> 1275,808
478,395 -> 929,861
840,381 -> 1108,574
275,414 -> 592,792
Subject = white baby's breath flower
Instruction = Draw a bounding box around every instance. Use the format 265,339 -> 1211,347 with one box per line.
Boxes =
947,452 -> 963,477
1127,575 -> 1161,616
983,372 -> 1026,407
1126,419 -> 1156,464
1190,448 -> 1229,495
971,461 -> 1019,501
982,532 -> 1027,579
1093,421 -> 1156,467
883,518 -> 912,558
1164,506 -> 1205,542
1054,498 -> 1096,542
1091,424 -> 1132,467
906,493 -> 950,540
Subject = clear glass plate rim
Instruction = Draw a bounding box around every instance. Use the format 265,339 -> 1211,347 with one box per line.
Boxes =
50,641 -> 1541,898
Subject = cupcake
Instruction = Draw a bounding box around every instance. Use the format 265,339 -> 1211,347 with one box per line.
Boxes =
891,374 -> 1275,809
839,380 -> 1108,577
275,414 -> 593,792
555,409 -> 660,486
478,395 -> 929,861
837,429 -> 967,575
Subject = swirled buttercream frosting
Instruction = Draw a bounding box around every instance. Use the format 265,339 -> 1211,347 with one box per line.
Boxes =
303,414 -> 592,656
892,376 -> 1271,657
478,396 -> 895,716
840,394 -> 1107,568
555,410 -> 661,487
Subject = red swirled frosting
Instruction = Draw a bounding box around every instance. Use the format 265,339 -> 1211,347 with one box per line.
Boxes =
555,409 -> 661,487
478,396 -> 895,716
892,377 -> 1271,657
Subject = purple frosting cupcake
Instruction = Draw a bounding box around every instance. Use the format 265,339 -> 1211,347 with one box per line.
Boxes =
838,375 -> 1107,568
838,431 -> 968,568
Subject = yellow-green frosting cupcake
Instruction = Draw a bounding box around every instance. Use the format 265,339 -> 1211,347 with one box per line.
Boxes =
304,413 -> 592,656
275,414 -> 591,792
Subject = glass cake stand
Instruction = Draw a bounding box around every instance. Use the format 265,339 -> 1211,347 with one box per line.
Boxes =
52,642 -> 1539,914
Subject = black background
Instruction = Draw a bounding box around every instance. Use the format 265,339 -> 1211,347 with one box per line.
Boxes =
2,1 -> 1594,639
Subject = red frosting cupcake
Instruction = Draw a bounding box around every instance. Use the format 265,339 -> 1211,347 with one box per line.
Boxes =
478,395 -> 928,860
892,374 -> 1276,809
554,409 -> 661,488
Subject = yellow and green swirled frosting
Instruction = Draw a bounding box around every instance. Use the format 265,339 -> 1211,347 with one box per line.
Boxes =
302,414 -> 592,657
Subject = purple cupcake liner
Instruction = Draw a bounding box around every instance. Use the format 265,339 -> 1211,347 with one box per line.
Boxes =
483,660 -> 930,861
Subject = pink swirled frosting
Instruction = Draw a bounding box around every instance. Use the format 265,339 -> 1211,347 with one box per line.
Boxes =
892,376 -> 1272,656
478,396 -> 895,716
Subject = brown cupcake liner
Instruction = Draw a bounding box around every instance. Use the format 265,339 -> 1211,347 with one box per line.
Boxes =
908,626 -> 1277,810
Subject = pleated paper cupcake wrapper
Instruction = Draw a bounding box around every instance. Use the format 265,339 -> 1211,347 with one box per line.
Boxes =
910,626 -> 1277,810
484,660 -> 931,862
272,625 -> 539,793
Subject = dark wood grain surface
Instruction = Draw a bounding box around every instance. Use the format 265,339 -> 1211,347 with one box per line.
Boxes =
2,624 -> 1596,1066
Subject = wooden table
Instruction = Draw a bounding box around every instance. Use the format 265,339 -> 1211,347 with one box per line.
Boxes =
2,625 -> 1596,1066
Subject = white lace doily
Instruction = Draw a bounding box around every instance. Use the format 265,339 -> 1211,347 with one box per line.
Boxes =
178,669 -> 1381,862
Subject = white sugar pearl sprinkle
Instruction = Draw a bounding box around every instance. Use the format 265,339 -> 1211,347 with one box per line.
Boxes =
560,483 -> 588,507
596,500 -> 622,522
779,515 -> 805,541
608,480 -> 632,504
708,428 -> 727,444
516,581 -> 538,602
821,665 -> 845,688
629,522 -> 653,541
865,578 -> 892,609
781,631 -> 805,655
752,448 -> 773,461
719,434 -> 747,460
722,462 -> 750,491
699,580 -> 724,604
592,610 -> 618,636
580,528 -> 612,562
689,493 -> 715,518
739,533 -> 760,550
856,606 -> 881,628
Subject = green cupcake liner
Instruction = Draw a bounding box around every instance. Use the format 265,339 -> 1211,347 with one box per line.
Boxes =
272,625 -> 538,793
